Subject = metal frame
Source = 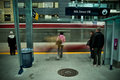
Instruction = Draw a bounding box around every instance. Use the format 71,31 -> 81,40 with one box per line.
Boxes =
103,16 -> 120,70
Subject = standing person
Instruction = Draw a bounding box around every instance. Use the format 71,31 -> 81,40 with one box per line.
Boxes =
8,31 -> 16,55
87,31 -> 94,59
91,27 -> 104,66
56,32 -> 66,59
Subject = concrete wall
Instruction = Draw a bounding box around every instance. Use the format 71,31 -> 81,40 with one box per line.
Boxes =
18,0 -> 71,19
0,0 -> 14,23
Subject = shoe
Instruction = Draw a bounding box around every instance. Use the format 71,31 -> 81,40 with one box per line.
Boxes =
56,56 -> 60,60
60,55 -> 63,58
93,64 -> 97,67
97,65 -> 101,67
46,57 -> 50,60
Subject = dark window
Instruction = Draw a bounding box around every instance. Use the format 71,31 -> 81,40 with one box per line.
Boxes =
39,14 -> 45,18
4,14 -> 11,21
4,1 -> 10,8
52,14 -> 59,18
19,15 -> 25,23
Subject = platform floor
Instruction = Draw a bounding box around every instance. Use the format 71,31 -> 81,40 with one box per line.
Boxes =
0,53 -> 120,80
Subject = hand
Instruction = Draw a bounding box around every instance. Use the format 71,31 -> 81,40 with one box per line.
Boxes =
92,48 -> 94,50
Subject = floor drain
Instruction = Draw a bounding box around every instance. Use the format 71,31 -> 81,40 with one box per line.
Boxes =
58,68 -> 78,77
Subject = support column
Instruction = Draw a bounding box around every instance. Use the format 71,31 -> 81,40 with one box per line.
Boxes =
98,0 -> 101,4
25,0 -> 33,48
110,20 -> 115,70
81,29 -> 84,41
103,21 -> 107,65
104,20 -> 113,65
13,0 -> 22,74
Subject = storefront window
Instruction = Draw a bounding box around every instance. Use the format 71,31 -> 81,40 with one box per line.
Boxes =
19,15 -> 25,23
4,1 -> 10,8
4,14 -> 11,21
39,14 -> 45,18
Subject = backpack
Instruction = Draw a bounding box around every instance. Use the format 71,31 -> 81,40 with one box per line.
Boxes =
56,37 -> 62,45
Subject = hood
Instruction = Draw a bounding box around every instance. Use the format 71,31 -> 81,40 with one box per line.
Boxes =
8,35 -> 15,39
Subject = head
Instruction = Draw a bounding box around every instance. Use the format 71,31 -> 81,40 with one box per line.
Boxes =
9,31 -> 13,35
90,31 -> 94,35
60,32 -> 64,35
96,27 -> 101,32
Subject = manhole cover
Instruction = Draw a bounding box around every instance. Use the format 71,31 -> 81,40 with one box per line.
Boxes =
58,68 -> 78,77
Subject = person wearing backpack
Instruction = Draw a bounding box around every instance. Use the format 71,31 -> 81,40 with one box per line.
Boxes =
56,32 -> 66,59
86,31 -> 94,59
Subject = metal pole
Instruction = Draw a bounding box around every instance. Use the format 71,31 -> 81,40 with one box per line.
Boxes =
81,0 -> 84,23
25,0 -> 33,49
110,20 -> 115,70
103,21 -> 107,65
81,29 -> 83,41
98,0 -> 101,5
13,0 -> 23,74
75,0 -> 77,3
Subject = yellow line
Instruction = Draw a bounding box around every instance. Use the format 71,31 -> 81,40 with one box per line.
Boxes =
35,52 -> 90,54
0,51 -> 103,54
0,52 -> 10,54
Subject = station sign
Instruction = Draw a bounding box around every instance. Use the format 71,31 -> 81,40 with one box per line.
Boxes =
65,7 -> 110,16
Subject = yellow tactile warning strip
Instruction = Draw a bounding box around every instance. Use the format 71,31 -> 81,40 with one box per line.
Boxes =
0,52 -> 103,54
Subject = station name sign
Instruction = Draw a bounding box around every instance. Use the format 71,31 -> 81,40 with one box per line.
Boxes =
65,7 -> 110,16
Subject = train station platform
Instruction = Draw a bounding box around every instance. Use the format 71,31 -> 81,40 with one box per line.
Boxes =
0,53 -> 120,80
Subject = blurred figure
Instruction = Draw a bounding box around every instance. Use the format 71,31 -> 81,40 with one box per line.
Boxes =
87,31 -> 94,59
56,32 -> 66,59
91,27 -> 104,66
7,31 -> 16,55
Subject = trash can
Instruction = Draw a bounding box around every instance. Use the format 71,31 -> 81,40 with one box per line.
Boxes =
21,48 -> 33,68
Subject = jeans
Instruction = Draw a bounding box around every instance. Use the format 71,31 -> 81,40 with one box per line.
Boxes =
93,48 -> 102,65
57,45 -> 64,58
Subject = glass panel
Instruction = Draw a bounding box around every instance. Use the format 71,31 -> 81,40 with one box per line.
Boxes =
55,2 -> 58,8
18,3 -> 25,8
43,2 -> 53,8
32,3 -> 38,8
38,2 -> 43,8
45,15 -> 52,19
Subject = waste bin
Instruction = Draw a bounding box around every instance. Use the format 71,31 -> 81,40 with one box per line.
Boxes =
21,48 -> 33,68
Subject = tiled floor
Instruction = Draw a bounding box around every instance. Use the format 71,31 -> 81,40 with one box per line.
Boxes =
0,54 -> 120,80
